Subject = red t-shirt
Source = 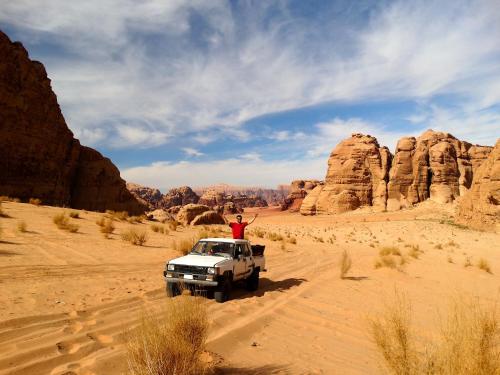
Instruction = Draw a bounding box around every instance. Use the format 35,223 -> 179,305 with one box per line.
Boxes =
229,222 -> 248,239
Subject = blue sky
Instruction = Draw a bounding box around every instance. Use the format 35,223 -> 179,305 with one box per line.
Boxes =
1,0 -> 499,191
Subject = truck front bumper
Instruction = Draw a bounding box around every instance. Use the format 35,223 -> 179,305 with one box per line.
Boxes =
165,277 -> 218,287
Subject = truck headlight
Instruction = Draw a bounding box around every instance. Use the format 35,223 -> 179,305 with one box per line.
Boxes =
167,264 -> 175,271
207,267 -> 216,275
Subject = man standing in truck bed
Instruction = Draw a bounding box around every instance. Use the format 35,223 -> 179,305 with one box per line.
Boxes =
224,213 -> 258,239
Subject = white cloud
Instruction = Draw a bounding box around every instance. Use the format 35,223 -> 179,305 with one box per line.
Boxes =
122,157 -> 326,190
240,152 -> 261,162
1,0 -> 499,149
182,147 -> 204,157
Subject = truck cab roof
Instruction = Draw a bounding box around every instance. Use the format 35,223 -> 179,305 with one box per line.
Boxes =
199,238 -> 249,244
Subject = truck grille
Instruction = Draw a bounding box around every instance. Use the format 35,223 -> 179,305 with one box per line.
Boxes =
174,265 -> 208,274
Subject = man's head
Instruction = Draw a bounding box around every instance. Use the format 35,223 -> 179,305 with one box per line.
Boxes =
236,214 -> 242,223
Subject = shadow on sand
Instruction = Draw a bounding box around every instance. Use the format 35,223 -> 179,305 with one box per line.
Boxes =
215,364 -> 289,374
342,276 -> 369,281
231,277 -> 307,300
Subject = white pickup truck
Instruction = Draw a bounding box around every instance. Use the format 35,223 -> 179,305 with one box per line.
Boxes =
163,238 -> 266,303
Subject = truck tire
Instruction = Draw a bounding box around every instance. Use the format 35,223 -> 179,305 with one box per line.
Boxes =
166,283 -> 180,297
214,278 -> 231,303
246,269 -> 260,291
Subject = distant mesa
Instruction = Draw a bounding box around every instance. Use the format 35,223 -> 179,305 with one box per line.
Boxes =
0,30 -> 146,214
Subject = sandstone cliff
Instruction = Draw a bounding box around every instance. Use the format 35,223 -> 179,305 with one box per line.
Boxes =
0,31 -> 145,214
457,139 -> 500,230
282,180 -> 322,212
300,131 -> 494,217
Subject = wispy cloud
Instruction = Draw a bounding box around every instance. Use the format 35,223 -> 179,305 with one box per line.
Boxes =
2,0 -> 499,150
182,147 -> 204,157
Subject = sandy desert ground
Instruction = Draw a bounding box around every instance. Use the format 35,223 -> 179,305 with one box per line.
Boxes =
0,201 -> 499,375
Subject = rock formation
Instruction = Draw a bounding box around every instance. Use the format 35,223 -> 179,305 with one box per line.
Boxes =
190,210 -> 226,226
306,134 -> 391,214
457,139 -> 500,230
161,186 -> 199,208
387,130 -> 492,210
176,204 -> 211,225
127,183 -> 163,210
282,180 -> 322,212
298,130 -> 494,217
198,189 -> 267,213
0,30 -> 145,214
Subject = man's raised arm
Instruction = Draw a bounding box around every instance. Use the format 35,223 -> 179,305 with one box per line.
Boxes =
248,213 -> 258,225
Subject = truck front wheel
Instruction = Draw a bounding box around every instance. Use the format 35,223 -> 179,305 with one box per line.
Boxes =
246,269 -> 260,291
214,278 -> 232,303
166,283 -> 180,297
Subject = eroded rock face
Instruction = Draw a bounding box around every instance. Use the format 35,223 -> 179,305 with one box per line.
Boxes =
387,130 -> 493,210
282,180 -> 322,211
299,185 -> 324,215
0,31 -> 145,214
312,134 -> 392,214
457,139 -> 500,231
198,189 -> 267,212
161,186 -> 199,208
191,210 -> 225,226
127,183 -> 163,210
176,204 -> 211,225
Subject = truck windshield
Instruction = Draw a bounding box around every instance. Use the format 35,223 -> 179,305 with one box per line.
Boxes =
190,241 -> 235,257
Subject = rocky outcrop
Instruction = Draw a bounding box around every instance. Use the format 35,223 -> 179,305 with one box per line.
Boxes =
176,204 -> 211,225
282,180 -> 322,211
299,130 -> 494,216
161,186 -> 199,208
0,30 -> 145,214
191,210 -> 225,226
310,134 -> 391,214
198,189 -> 267,213
457,139 -> 500,231
127,183 -> 163,210
147,209 -> 174,223
387,130 -> 492,210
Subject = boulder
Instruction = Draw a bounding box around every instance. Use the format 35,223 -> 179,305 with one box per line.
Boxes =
176,204 -> 211,225
147,209 -> 174,223
191,210 -> 226,226
0,30 -> 145,214
457,139 -> 500,231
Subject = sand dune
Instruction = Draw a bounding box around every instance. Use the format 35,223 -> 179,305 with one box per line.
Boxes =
0,201 -> 499,374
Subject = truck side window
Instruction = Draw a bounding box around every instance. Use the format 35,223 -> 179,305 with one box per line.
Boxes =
244,244 -> 251,257
235,245 -> 243,258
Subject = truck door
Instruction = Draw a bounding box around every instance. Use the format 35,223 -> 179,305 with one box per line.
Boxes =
233,244 -> 247,280
243,243 -> 254,277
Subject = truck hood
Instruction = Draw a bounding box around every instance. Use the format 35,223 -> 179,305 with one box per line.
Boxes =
168,254 -> 229,268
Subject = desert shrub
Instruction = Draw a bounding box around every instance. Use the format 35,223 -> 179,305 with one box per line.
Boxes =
266,232 -> 284,241
151,224 -> 165,234
369,292 -> 419,375
435,244 -> 443,250
100,219 -> 115,238
253,227 -> 266,238
380,247 -> 401,257
477,258 -> 492,274
127,215 -> 144,224
106,210 -> 129,221
375,255 -> 397,269
17,221 -> 27,233
53,213 -> 79,233
174,239 -> 195,255
126,295 -> 209,375
464,257 -> 473,268
280,240 -> 286,251
167,220 -> 179,231
96,217 -> 105,227
447,256 -> 454,264
29,198 -> 42,206
69,211 -> 80,219
287,236 -> 297,244
408,245 -> 422,259
121,228 -> 147,246
370,294 -> 500,375
340,250 -> 352,279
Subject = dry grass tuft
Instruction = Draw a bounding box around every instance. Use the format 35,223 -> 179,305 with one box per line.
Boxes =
174,239 -> 195,255
408,245 -> 423,259
375,255 -> 397,269
125,295 -> 210,375
287,236 -> 297,245
29,198 -> 42,206
151,224 -> 165,234
121,228 -> 147,246
17,221 -> 27,233
464,257 -> 473,268
477,258 -> 492,274
167,220 -> 179,231
370,293 -> 500,375
106,210 -> 129,221
267,232 -> 284,241
99,219 -> 115,238
380,246 -> 401,256
252,227 -> 266,238
53,213 -> 79,233
340,250 -> 352,279
0,202 -> 5,217
69,211 -> 80,219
